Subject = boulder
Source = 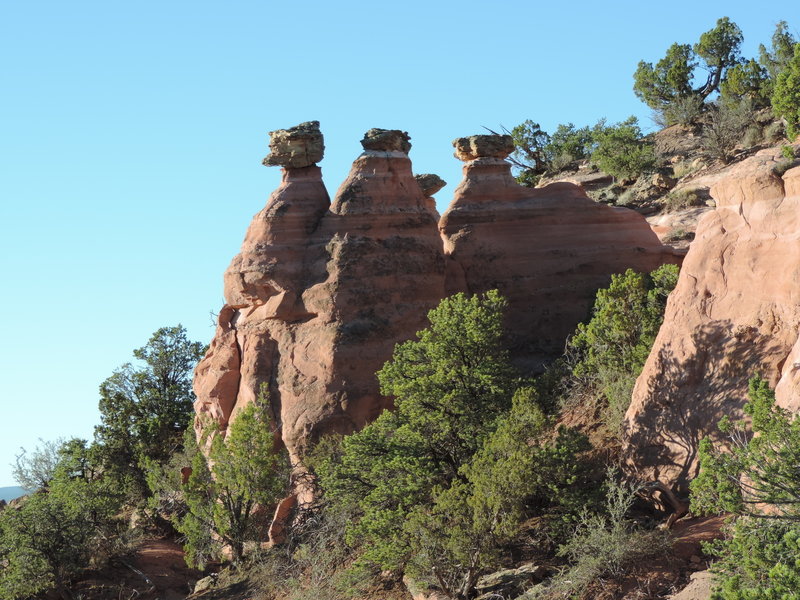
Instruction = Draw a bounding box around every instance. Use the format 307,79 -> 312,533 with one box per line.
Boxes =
474,563 -> 550,598
624,145 -> 800,490
452,134 -> 514,161
360,128 -> 412,153
261,121 -> 324,169
415,173 -> 447,197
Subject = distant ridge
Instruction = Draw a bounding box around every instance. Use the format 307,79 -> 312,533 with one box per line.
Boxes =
0,486 -> 27,502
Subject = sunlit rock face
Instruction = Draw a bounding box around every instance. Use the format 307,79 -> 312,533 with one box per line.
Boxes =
193,126 -> 445,467
439,134 -> 680,371
194,125 -> 681,480
624,144 -> 800,490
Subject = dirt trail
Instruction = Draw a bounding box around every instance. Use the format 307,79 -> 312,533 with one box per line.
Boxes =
129,538 -> 200,600
73,537 -> 200,600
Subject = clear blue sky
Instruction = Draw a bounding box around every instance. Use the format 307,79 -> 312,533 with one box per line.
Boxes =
1,0 -> 796,486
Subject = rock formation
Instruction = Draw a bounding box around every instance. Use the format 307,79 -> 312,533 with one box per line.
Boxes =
415,173 -> 446,217
440,134 -> 680,369
194,125 -> 682,504
194,125 -> 445,472
624,145 -> 800,490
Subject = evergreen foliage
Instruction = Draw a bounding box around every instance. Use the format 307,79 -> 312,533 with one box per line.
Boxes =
318,291 -> 589,599
175,399 -> 291,567
691,378 -> 800,598
772,43 -> 800,141
758,21 -> 797,80
548,122 -> 596,166
510,120 -> 551,182
720,59 -> 771,107
633,17 -> 743,122
94,325 -> 205,498
0,441 -> 122,600
568,264 -> 679,433
633,43 -> 697,112
589,117 -> 656,181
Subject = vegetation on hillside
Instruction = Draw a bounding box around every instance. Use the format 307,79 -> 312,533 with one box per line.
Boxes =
0,325 -> 206,600
94,325 -> 206,499
0,266 -> 689,600
511,18 -> 797,202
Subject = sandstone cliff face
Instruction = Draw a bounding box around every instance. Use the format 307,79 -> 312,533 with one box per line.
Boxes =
194,125 -> 681,479
193,125 -> 445,466
440,135 -> 680,369
624,145 -> 800,489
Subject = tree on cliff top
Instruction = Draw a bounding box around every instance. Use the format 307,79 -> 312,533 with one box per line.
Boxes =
633,17 -> 743,121
772,43 -> 800,140
94,324 -> 205,499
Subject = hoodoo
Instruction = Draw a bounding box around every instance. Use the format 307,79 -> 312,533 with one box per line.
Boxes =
193,125 -> 446,468
194,124 -> 681,481
440,134 -> 680,370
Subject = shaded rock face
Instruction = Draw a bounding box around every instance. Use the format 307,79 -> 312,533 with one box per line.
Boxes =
195,126 -> 680,476
624,146 -> 800,490
440,135 -> 681,370
194,125 -> 445,466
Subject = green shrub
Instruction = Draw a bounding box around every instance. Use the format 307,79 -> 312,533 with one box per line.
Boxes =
772,43 -> 800,140
546,122 -> 597,164
515,169 -> 542,188
720,59 -> 770,108
510,120 -> 551,182
0,441 -> 123,600
318,292 -> 516,577
529,470 -> 671,598
567,265 -> 679,435
691,378 -> 800,598
664,188 -> 706,212
318,292 -> 591,599
591,117 -> 656,181
173,399 -> 291,568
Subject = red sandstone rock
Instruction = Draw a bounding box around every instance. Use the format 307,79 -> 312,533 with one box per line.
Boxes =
624,145 -> 800,490
194,127 -> 682,505
440,135 -> 680,370
194,127 -> 445,471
